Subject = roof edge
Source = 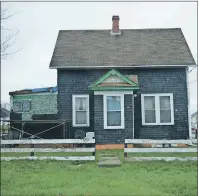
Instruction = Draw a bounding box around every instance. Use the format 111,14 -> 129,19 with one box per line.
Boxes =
50,64 -> 196,69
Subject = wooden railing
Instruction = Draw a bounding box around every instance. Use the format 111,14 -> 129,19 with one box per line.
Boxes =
1,138 -> 95,161
124,139 -> 197,161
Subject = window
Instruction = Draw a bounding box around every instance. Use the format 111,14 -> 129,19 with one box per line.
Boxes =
22,100 -> 31,111
72,95 -> 89,127
13,100 -> 31,112
141,94 -> 174,125
13,101 -> 22,112
104,94 -> 124,129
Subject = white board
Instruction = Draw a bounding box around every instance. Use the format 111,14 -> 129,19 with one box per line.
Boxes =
125,139 -> 197,144
1,156 -> 95,161
1,148 -> 95,153
124,148 -> 197,153
125,157 -> 198,162
1,139 -> 95,145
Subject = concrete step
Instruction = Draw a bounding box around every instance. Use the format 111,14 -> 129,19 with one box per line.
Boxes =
98,156 -> 121,167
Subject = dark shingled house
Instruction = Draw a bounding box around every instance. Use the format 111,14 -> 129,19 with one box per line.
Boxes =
49,16 -> 196,146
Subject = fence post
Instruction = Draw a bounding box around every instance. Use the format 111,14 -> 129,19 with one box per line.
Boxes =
124,142 -> 128,158
63,122 -> 66,139
92,142 -> 95,157
30,136 -> 34,156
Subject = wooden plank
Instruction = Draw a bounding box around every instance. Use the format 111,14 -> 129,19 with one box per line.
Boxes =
125,157 -> 198,162
1,139 -> 95,145
125,139 -> 197,144
124,148 -> 197,153
1,156 -> 95,161
1,148 -> 95,153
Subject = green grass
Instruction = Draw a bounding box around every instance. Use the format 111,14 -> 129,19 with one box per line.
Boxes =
1,150 -> 198,196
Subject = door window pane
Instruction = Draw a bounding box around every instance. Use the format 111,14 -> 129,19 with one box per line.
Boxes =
145,110 -> 156,123
107,96 -> 121,111
160,96 -> 171,123
107,111 -> 121,126
106,96 -> 122,127
75,97 -> 86,111
160,96 -> 170,110
76,111 -> 87,124
144,96 -> 156,123
160,110 -> 171,123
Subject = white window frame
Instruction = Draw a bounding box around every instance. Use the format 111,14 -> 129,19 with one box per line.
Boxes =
104,93 -> 125,129
141,93 -> 174,125
72,95 -> 89,127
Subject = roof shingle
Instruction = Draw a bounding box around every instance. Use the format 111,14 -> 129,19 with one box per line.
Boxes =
49,28 -> 196,69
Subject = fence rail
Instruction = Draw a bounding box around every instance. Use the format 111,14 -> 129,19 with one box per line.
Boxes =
125,139 -> 197,144
1,139 -> 95,145
124,139 -> 197,161
1,139 -> 95,161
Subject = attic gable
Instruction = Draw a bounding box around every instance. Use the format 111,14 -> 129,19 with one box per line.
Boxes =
88,69 -> 139,91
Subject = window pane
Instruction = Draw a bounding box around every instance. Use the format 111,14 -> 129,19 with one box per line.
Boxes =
107,96 -> 121,111
160,96 -> 170,110
145,110 -> 156,123
13,101 -> 21,111
76,111 -> 87,124
160,110 -> 171,123
22,101 -> 30,111
107,111 -> 121,126
144,96 -> 155,110
75,97 -> 86,111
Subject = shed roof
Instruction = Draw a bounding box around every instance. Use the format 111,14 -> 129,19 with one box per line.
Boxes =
49,28 -> 196,69
9,86 -> 58,96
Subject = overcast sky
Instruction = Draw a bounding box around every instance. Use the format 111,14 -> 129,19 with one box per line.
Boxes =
1,2 -> 197,113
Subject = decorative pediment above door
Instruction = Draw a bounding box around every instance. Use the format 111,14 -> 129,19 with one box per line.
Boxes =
88,69 -> 139,91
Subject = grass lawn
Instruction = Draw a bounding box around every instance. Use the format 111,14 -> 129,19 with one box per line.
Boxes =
1,150 -> 198,196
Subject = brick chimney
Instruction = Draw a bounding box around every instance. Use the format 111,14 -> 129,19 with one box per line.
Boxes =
111,15 -> 121,35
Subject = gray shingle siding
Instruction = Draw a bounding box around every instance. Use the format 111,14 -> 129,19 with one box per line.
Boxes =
58,68 -> 189,143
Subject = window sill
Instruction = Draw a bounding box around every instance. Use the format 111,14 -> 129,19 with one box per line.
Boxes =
73,124 -> 90,127
142,123 -> 174,126
104,126 -> 125,129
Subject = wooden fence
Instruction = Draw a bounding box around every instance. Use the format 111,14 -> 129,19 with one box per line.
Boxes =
1,138 -> 95,161
124,139 -> 197,161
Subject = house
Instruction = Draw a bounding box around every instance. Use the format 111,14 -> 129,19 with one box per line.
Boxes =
49,15 -> 196,146
0,107 -> 10,124
191,111 -> 197,138
9,86 -> 58,120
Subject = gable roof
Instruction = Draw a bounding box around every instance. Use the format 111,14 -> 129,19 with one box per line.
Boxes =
49,28 -> 196,69
88,69 -> 139,91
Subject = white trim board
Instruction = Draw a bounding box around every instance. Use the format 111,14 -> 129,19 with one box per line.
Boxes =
94,91 -> 133,95
124,148 -> 197,153
125,157 -> 198,162
1,139 -> 95,145
125,139 -> 196,144
1,148 -> 95,153
186,67 -> 192,139
1,156 -> 95,161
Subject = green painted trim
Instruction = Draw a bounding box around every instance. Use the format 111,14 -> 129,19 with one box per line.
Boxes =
89,86 -> 139,91
89,69 -> 139,89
